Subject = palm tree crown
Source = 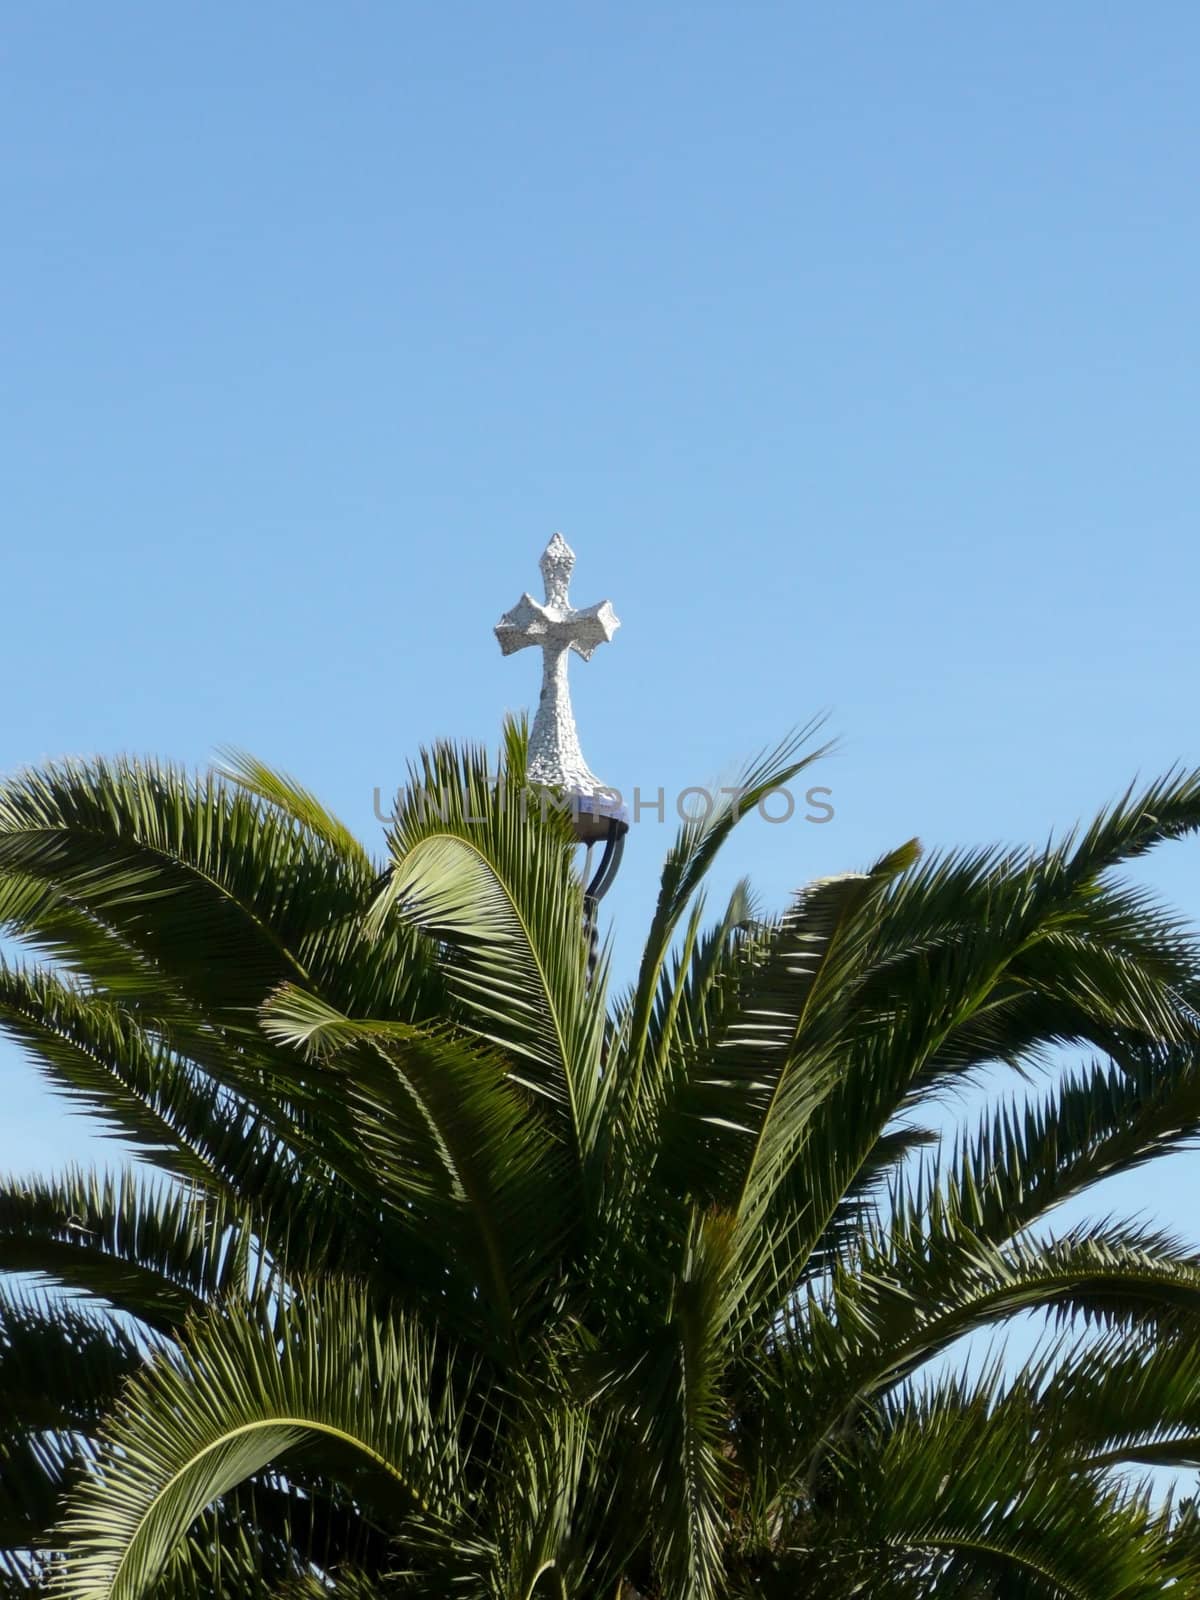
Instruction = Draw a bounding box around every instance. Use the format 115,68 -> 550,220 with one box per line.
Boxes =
4,725 -> 1200,1597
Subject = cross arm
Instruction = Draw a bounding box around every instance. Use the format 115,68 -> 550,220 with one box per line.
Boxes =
494,595 -> 620,659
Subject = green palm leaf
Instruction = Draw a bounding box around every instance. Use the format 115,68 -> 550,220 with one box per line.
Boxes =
51,1283 -> 469,1600
0,1170 -> 248,1332
0,741 -> 1197,1596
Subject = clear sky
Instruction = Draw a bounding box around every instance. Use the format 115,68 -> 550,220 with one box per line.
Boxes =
2,4 -> 1198,1251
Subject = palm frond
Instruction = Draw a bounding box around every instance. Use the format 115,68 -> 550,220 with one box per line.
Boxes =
214,749 -> 373,870
779,1215 -> 1200,1472
52,1282 -> 470,1600
0,962 -> 248,1196
624,723 -> 834,1103
825,1374 -> 1199,1599
0,1170 -> 250,1332
259,988 -> 567,1342
369,739 -> 608,1197
7,744 -> 1200,1595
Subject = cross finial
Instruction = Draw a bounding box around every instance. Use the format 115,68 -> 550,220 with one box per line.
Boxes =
495,533 -> 619,796
539,531 -> 574,609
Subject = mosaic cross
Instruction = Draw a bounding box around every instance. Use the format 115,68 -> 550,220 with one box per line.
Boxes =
494,532 -> 620,796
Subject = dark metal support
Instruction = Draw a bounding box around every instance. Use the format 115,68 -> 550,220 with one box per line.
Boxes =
585,816 -> 626,907
578,810 -> 628,986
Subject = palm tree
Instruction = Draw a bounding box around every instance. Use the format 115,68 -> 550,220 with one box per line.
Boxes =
4,725 -> 1200,1596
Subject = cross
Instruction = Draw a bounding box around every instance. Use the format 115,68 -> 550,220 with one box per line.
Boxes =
495,532 -> 620,797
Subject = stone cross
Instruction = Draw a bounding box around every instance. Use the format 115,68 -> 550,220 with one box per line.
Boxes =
495,532 -> 619,796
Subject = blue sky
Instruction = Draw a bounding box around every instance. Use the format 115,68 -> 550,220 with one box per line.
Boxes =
2,0 -> 1199,1258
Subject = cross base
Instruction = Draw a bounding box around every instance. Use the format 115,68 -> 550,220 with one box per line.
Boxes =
570,791 -> 630,845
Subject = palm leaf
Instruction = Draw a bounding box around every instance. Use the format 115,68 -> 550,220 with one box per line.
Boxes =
0,1170 -> 248,1332
369,739 -> 608,1197
52,1283 -> 470,1600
